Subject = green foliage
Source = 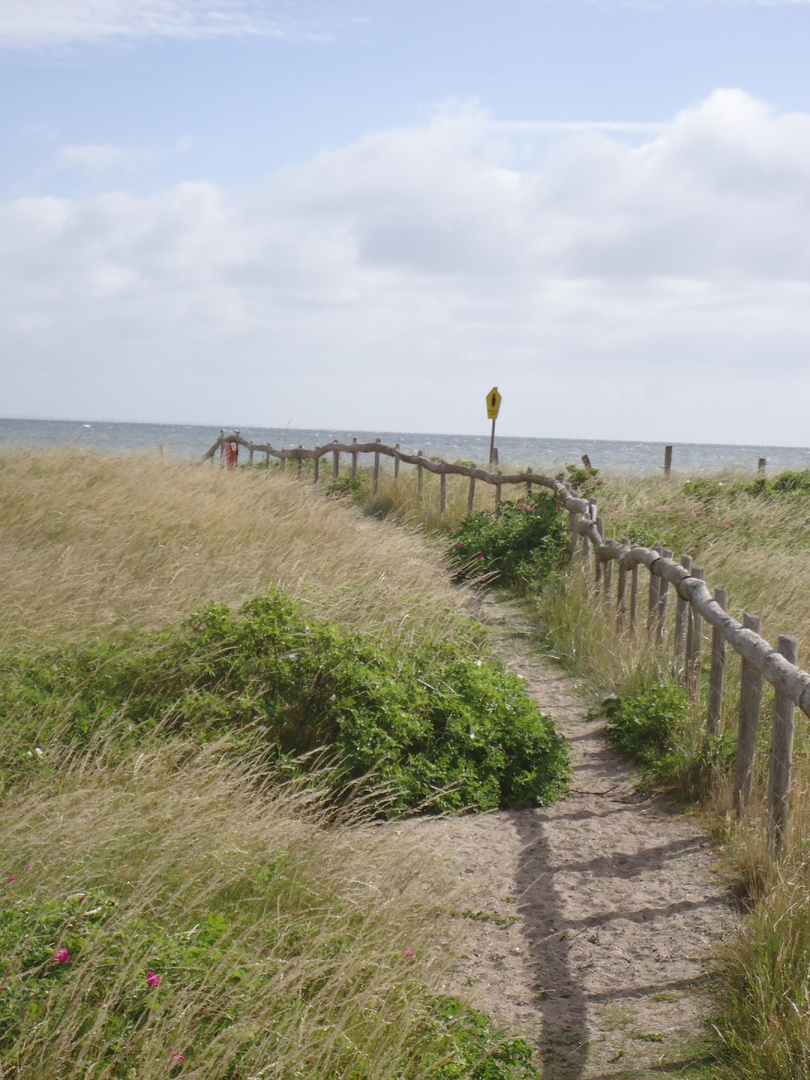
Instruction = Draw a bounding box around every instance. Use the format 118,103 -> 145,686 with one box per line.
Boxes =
447,493 -> 570,590
682,469 -> 810,502
325,474 -> 365,498
0,593 -> 569,814
0,883 -> 538,1080
564,462 -> 601,490
599,684 -> 689,769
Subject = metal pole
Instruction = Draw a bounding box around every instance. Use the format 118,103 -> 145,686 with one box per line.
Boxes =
489,418 -> 496,465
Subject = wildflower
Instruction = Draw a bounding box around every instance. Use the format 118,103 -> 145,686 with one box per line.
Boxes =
477,555 -> 483,560
8,875 -> 17,883
52,948 -> 70,963
172,1052 -> 187,1065
146,971 -> 162,988
599,479 -> 605,484
404,948 -> 415,958
556,504 -> 562,510
723,524 -> 730,529
458,540 -> 465,548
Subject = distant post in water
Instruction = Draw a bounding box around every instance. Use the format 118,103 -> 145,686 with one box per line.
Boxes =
664,445 -> 673,476
758,457 -> 766,477
486,387 -> 502,465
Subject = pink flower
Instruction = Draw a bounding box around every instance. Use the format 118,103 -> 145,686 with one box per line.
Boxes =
52,948 -> 70,963
172,1052 -> 187,1065
146,971 -> 162,988
404,948 -> 415,958
724,524 -> 730,529
8,874 -> 17,883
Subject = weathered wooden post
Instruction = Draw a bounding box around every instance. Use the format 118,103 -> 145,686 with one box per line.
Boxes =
673,554 -> 693,665
297,446 -> 304,478
332,441 -> 340,479
603,549 -> 613,604
439,470 -> 447,515
758,457 -> 766,477
768,635 -> 798,853
351,438 -> 358,479
495,472 -> 503,516
373,439 -> 381,494
655,548 -> 673,642
313,451 -> 320,485
581,454 -> 592,470
526,466 -> 533,500
647,544 -> 662,638
594,516 -> 604,590
248,446 -> 254,466
733,612 -> 764,817
467,476 -> 476,515
664,445 -> 673,476
685,566 -> 705,699
629,563 -> 639,636
706,588 -> 728,737
394,444 -> 401,486
417,451 -> 424,501
266,449 -> 271,475
616,538 -> 630,630
569,510 -> 581,558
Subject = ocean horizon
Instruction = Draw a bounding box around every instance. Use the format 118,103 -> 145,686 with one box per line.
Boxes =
2,416 -> 809,477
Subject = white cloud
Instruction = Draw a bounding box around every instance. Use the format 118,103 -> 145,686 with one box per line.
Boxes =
54,143 -> 136,171
0,0 -> 318,49
1,90 -> 809,442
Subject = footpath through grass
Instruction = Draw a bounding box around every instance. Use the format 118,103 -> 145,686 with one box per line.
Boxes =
336,453 -> 810,1080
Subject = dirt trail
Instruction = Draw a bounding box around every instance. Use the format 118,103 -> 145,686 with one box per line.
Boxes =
411,604 -> 736,1079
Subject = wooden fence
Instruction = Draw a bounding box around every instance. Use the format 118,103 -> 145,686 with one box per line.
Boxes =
205,431 -> 809,851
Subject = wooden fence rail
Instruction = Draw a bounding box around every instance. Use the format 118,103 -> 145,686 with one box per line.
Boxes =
205,431 -> 809,851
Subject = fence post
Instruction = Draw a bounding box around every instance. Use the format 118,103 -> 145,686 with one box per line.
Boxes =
655,548 -> 673,641
297,446 -> 303,478
733,612 -> 763,818
707,588 -> 728,737
394,444 -> 400,485
664,445 -> 673,476
417,451 -> 424,501
351,438 -> 358,479
594,517 -> 604,590
673,554 -> 692,665
248,446 -> 254,466
440,471 -> 447,515
468,476 -> 476,516
267,449 -> 271,475
332,441 -> 340,479
769,634 -> 798,854
629,563 -> 639,636
526,466 -> 533,500
616,538 -> 630,630
569,511 -> 581,558
373,439 -> 381,494
581,454 -> 592,469
758,457 -> 766,477
686,566 -> 705,699
313,452 -> 320,485
603,549 -> 613,604
647,543 -> 662,638
495,472 -> 503,516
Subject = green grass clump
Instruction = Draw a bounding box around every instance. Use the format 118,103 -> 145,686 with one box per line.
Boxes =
0,590 -> 569,814
447,494 -> 570,590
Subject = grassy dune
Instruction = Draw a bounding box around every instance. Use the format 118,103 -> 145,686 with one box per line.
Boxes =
0,450 -> 554,1080
0,449 -> 470,650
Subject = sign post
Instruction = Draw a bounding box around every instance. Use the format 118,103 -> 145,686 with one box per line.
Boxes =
486,387 -> 502,465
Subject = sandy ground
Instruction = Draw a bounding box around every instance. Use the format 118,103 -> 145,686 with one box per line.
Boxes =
408,605 -> 736,1079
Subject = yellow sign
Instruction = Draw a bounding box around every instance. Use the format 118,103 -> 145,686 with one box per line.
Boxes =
486,386 -> 502,420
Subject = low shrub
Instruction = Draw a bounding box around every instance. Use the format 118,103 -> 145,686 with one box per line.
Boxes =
447,493 -> 570,590
0,591 -> 570,813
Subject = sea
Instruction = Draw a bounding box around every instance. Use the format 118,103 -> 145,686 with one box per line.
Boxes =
2,417 -> 809,477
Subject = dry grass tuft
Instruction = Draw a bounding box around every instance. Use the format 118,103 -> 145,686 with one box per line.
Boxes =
0,450 -> 471,651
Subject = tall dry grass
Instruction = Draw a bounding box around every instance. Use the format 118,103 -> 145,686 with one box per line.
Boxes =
0,739 -> 466,1079
0,449 -> 473,651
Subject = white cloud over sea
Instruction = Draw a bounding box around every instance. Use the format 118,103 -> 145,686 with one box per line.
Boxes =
2,89 -> 810,441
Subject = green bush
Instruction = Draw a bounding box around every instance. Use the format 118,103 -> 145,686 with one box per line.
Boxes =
599,684 -> 689,770
0,592 -> 569,814
447,493 -> 570,590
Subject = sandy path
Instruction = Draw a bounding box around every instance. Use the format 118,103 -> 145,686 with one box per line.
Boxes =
410,606 -> 736,1078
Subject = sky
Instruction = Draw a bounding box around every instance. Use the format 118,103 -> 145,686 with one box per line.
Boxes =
1,1 -> 810,444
